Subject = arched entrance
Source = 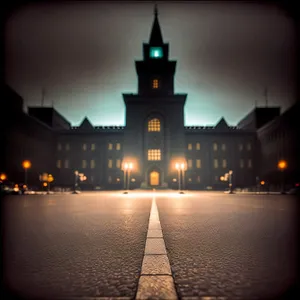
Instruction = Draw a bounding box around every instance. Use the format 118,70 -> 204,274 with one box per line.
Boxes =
150,171 -> 160,186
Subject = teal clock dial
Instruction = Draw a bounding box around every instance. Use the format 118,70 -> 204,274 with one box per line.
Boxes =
150,47 -> 163,58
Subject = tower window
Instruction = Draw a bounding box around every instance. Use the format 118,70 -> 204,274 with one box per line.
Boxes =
148,118 -> 160,132
148,149 -> 161,161
152,79 -> 159,89
150,47 -> 163,58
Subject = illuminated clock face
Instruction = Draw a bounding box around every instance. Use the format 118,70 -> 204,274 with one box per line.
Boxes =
150,47 -> 163,59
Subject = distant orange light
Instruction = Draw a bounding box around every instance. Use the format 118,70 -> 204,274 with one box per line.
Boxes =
0,173 -> 7,181
260,180 -> 265,185
278,160 -> 287,170
43,182 -> 48,187
22,160 -> 31,169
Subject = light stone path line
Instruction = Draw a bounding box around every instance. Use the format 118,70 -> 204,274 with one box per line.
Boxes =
135,194 -> 178,300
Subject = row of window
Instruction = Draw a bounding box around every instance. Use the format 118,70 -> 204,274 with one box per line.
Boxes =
187,143 -> 252,151
186,159 -> 252,169
57,159 -> 122,169
57,158 -> 252,170
57,143 -> 122,151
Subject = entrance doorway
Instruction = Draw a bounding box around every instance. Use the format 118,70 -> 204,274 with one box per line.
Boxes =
150,171 -> 160,186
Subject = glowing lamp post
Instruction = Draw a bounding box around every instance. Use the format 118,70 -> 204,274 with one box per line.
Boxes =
175,162 -> 186,194
123,162 -> 133,194
47,174 -> 54,194
228,170 -> 233,194
175,163 -> 181,192
22,160 -> 31,186
278,160 -> 287,194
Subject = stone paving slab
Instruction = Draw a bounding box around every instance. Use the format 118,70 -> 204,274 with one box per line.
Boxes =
144,238 -> 167,255
147,229 -> 163,238
136,276 -> 177,300
141,255 -> 172,275
148,221 -> 161,230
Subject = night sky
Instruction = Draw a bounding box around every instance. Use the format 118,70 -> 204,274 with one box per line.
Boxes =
5,1 -> 296,126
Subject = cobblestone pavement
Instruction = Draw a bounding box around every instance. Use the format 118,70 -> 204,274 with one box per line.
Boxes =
3,192 -> 152,299
156,192 -> 298,300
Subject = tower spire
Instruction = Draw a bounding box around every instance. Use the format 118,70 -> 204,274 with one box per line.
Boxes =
149,4 -> 163,45
154,3 -> 158,18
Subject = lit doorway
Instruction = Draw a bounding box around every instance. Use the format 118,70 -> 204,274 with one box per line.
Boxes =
150,171 -> 160,186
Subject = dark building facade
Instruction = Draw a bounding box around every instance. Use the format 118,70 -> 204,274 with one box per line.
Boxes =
3,8 -> 296,190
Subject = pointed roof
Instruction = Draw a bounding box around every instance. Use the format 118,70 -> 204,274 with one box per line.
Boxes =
79,117 -> 94,129
149,4 -> 163,45
215,117 -> 229,129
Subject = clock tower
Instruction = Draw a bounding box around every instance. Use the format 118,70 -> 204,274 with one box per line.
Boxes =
123,5 -> 187,188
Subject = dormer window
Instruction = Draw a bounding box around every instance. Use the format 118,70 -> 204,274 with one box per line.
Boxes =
152,79 -> 159,89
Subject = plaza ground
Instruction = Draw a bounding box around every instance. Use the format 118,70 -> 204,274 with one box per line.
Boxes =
2,191 -> 298,300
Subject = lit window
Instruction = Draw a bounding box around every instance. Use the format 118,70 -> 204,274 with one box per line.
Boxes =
152,79 -> 159,89
196,159 -> 201,168
221,144 -> 226,151
240,159 -> 244,168
150,47 -> 163,58
213,143 -> 218,151
116,143 -> 121,150
239,144 -> 243,151
188,159 -> 192,168
108,159 -> 113,168
222,159 -> 227,168
91,144 -> 96,151
57,143 -> 62,151
214,159 -> 218,168
108,176 -> 112,183
188,178 -> 192,182
116,177 -> 120,183
57,160 -> 61,168
148,118 -> 160,132
83,143 -> 87,151
108,143 -> 113,150
248,159 -> 252,168
90,160 -> 95,169
116,159 -> 121,168
247,143 -> 252,151
197,176 -> 201,183
65,143 -> 70,151
64,160 -> 69,169
148,149 -> 161,161
188,143 -> 192,150
82,160 -> 87,169
196,143 -> 200,150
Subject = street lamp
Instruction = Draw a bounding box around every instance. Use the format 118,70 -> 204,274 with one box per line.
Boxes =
228,170 -> 233,194
180,163 -> 186,193
73,170 -> 79,194
123,162 -> 133,194
47,174 -> 54,194
175,162 -> 186,194
175,163 -> 181,192
22,160 -> 31,186
278,160 -> 287,194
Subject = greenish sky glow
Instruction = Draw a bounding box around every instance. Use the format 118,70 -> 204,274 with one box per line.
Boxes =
5,1 -> 296,126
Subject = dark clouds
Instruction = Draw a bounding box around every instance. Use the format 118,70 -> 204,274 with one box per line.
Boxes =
5,1 -> 296,126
